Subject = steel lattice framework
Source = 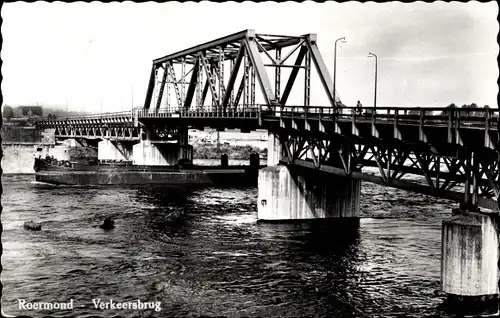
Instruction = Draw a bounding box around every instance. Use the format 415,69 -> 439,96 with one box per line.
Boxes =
265,106 -> 500,211
144,29 -> 341,113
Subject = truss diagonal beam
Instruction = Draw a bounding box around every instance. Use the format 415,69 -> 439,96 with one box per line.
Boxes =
482,159 -> 500,198
199,53 -> 220,106
183,59 -> 200,110
337,148 -> 350,175
222,45 -> 245,108
233,75 -> 246,109
280,40 -> 305,65
244,38 -> 277,107
280,45 -> 307,106
256,40 -> 277,64
371,146 -> 388,183
144,65 -> 159,110
201,80 -> 209,106
166,62 -> 183,108
305,35 -> 339,106
416,153 -> 437,192
155,65 -> 168,111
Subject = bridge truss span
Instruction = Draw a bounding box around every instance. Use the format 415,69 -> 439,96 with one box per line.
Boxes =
144,29 -> 341,114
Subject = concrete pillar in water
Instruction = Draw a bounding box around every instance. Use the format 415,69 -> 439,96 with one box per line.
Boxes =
258,165 -> 360,220
65,138 -> 83,148
41,129 -> 55,144
178,127 -> 193,163
267,132 -> 282,166
132,141 -> 179,166
250,153 -> 260,170
441,209 -> 499,316
177,145 -> 193,163
247,152 -> 260,185
98,140 -> 133,161
132,127 -> 193,166
221,154 -> 228,168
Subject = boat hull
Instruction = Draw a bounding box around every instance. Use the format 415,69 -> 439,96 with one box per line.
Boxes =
35,169 -> 256,186
33,158 -> 258,186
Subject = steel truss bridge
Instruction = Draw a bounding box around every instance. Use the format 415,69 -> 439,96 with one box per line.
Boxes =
34,29 -> 500,211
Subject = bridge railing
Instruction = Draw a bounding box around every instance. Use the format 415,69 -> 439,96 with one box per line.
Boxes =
266,105 -> 498,129
35,111 -> 134,122
136,106 -> 261,119
34,105 -> 498,130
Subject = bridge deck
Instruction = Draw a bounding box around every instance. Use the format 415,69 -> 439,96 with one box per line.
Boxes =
35,106 -> 498,127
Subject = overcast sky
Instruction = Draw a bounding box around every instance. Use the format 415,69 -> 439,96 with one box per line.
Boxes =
1,1 -> 498,113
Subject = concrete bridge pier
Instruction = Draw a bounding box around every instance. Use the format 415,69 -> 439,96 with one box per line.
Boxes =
221,154 -> 229,168
132,128 -> 179,166
98,139 -> 134,161
441,209 -> 499,316
257,132 -> 360,221
177,127 -> 193,164
132,127 -> 193,166
67,138 -> 84,148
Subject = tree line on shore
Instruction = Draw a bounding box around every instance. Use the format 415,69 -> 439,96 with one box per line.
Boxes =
1,105 -> 88,121
64,144 -> 267,161
401,103 -> 493,117
193,144 -> 267,160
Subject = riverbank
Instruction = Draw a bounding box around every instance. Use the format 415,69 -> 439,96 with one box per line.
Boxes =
193,144 -> 267,160
68,143 -> 267,161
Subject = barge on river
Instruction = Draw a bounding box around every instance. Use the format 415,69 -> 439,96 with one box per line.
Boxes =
33,157 -> 260,186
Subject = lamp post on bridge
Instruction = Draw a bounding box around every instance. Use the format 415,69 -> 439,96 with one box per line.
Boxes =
333,37 -> 347,113
368,52 -> 378,109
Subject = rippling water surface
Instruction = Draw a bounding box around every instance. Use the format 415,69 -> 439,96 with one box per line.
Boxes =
2,174 -> 457,317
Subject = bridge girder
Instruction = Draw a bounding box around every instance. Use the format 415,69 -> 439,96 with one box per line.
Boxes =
268,107 -> 500,211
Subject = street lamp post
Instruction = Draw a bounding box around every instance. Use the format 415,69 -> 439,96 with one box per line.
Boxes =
333,37 -> 347,112
368,52 -> 378,109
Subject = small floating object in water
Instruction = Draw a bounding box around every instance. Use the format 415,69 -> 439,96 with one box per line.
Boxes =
23,220 -> 42,231
100,217 -> 115,230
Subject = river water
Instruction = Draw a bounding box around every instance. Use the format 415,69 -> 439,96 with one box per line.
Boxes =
2,172 -> 461,317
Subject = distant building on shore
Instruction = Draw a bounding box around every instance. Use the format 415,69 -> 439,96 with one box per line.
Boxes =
13,105 -> 43,118
2,105 -> 44,121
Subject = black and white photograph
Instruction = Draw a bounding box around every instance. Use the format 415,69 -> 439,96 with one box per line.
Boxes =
1,1 -> 499,317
